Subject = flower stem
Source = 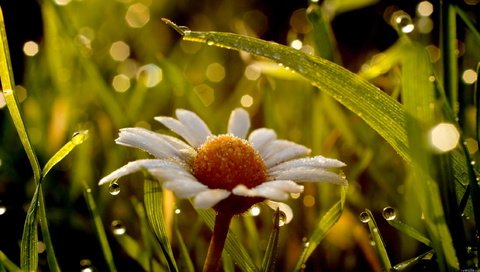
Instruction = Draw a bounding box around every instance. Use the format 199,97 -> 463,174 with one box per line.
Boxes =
203,212 -> 233,272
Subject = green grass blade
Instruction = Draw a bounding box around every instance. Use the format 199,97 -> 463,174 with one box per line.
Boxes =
0,250 -> 21,272
260,209 -> 281,272
293,186 -> 346,271
361,209 -> 392,270
306,3 -> 341,63
42,130 -> 89,178
162,19 -> 408,162
475,62 -> 480,150
401,39 -> 459,270
393,250 -> 434,271
83,186 -> 117,272
20,185 -> 40,272
195,208 -> 258,272
174,219 -> 195,272
143,178 -> 178,272
383,211 -> 431,247
455,6 -> 480,46
440,2 -> 458,108
0,7 -> 41,183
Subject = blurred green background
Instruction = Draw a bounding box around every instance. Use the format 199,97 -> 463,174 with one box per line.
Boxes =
1,0 -> 479,271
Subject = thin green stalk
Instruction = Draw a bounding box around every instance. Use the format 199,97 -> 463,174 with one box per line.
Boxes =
440,0 -> 458,110
83,186 -> 117,272
0,250 -> 21,272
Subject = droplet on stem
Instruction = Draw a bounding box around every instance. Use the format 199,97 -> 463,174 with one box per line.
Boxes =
359,211 -> 371,223
275,211 -> 287,227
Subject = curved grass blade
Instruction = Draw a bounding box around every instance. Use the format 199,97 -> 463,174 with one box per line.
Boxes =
0,250 -> 21,272
384,214 -> 431,247
195,208 -> 258,272
361,209 -> 392,270
42,130 -> 89,178
173,219 -> 194,272
83,186 -> 117,272
260,209 -> 281,272
393,250 -> 434,271
455,6 -> 480,46
162,18 -> 408,162
294,186 -> 347,271
20,184 -> 40,272
144,178 -> 178,272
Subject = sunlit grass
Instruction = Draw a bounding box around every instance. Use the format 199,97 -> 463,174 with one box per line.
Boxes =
0,0 -> 479,271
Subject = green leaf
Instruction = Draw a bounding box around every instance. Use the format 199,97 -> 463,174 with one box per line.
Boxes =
42,130 -> 89,178
360,209 -> 392,270
195,208 -> 258,272
260,209 -> 281,272
162,18 -> 409,163
83,186 -> 117,272
20,184 -> 40,272
143,178 -> 178,272
293,186 -> 346,271
173,220 -> 195,272
0,250 -> 21,272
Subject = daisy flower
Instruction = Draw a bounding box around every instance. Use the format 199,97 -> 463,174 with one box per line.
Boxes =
99,108 -> 347,271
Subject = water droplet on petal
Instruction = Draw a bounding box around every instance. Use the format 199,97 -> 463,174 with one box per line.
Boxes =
108,181 -> 121,196
359,211 -> 371,223
111,220 -> 126,235
382,206 -> 397,221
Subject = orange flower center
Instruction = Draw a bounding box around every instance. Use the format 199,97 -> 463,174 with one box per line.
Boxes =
193,135 -> 267,191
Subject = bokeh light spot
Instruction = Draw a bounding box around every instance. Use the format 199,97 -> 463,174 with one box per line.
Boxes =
417,1 -> 434,17
240,94 -> 253,108
125,3 -> 150,28
429,123 -> 460,152
137,64 -> 162,87
462,69 -> 477,84
244,64 -> 261,80
23,41 -> 39,57
206,62 -> 225,82
110,41 -> 130,61
112,74 -> 131,92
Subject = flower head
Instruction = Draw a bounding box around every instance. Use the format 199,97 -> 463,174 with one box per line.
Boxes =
99,108 -> 347,222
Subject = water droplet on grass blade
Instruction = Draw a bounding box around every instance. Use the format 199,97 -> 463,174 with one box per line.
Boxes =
274,211 -> 287,227
382,206 -> 397,221
71,130 -> 89,144
359,211 -> 371,223
111,220 -> 126,235
108,181 -> 121,195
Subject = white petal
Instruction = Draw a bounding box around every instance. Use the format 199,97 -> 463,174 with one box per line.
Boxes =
232,180 -> 303,201
163,179 -> 208,198
176,109 -> 212,146
248,128 -> 276,151
98,159 -> 185,185
155,116 -> 200,147
193,189 -> 231,208
269,156 -> 346,174
257,180 -> 304,194
115,128 -> 185,160
263,142 -> 311,168
228,108 -> 250,139
149,167 -> 196,181
270,168 -> 347,185
265,201 -> 293,224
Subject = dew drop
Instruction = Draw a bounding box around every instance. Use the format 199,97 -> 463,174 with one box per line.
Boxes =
177,26 -> 191,35
111,220 -> 126,235
275,211 -> 287,227
359,211 -> 371,223
174,208 -> 181,215
71,130 -> 88,144
80,259 -> 95,272
382,206 -> 397,221
108,181 -> 121,195
304,242 -> 310,248
207,40 -> 214,46
395,14 -> 414,33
